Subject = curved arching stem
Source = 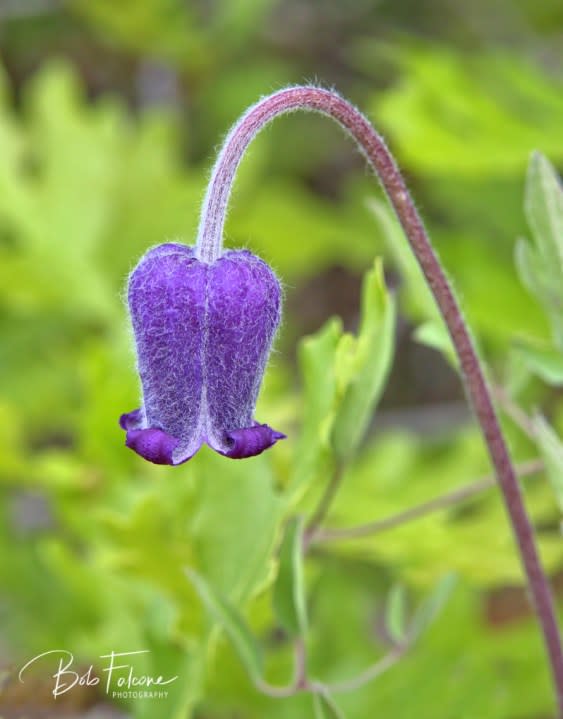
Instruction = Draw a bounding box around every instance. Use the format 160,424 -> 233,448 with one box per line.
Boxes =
195,86 -> 563,714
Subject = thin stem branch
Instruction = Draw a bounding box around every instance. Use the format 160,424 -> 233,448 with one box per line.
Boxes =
292,637 -> 308,690
196,86 -> 563,715
314,458 -> 545,543
255,678 -> 303,699
257,640 -> 406,698
256,638 -> 312,698
305,464 -> 345,545
327,645 -> 406,694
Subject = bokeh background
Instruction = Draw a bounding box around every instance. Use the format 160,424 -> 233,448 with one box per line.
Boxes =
0,1 -> 562,717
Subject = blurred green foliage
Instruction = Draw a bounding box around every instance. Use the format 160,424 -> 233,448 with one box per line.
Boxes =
0,2 -> 562,718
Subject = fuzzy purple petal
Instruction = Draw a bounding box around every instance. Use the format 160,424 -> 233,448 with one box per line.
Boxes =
205,250 -> 282,454
127,243 -> 206,463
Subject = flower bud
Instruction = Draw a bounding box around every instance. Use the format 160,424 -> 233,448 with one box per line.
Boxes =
120,243 -> 284,465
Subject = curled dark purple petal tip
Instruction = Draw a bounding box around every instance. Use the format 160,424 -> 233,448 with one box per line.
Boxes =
119,408 -> 144,431
221,424 -> 286,459
125,428 -> 181,466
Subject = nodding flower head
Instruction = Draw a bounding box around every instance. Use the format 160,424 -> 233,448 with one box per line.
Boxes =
120,243 -> 284,465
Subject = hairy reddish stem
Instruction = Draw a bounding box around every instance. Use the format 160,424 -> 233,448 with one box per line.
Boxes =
196,86 -> 563,714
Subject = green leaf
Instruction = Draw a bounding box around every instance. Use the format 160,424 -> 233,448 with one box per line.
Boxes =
409,574 -> 456,641
525,152 -> 563,273
372,48 -> 563,176
190,450 -> 283,603
272,516 -> 308,638
385,584 -> 408,645
413,320 -> 457,368
533,415 -> 563,513
313,690 -> 346,719
186,569 -> 263,685
512,342 -> 563,385
291,318 -> 342,498
331,259 -> 396,461
516,152 -> 563,350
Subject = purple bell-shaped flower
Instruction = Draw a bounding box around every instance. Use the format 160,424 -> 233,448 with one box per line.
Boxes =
120,243 -> 284,465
